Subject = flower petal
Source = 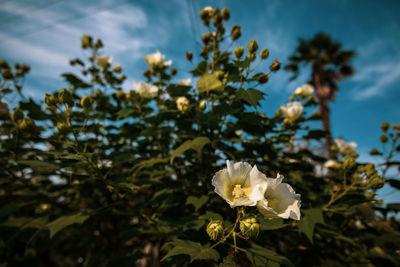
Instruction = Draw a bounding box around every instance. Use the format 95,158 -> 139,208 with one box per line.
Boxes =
211,169 -> 230,202
226,160 -> 252,185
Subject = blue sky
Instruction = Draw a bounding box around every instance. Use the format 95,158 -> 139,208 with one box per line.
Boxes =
1,0 -> 399,203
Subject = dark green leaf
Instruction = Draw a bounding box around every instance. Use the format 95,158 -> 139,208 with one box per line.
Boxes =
186,195 -> 209,211
170,137 -> 210,164
47,212 -> 89,238
298,208 -> 325,244
162,239 -> 219,262
246,243 -> 294,267
61,73 -> 91,89
235,88 -> 264,108
196,73 -> 223,93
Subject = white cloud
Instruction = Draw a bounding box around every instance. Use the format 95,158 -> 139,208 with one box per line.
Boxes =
352,61 -> 400,100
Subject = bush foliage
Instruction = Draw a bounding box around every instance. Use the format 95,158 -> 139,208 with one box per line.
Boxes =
0,6 -> 399,266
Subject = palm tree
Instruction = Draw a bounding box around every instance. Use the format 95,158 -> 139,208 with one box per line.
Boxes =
285,33 -> 355,158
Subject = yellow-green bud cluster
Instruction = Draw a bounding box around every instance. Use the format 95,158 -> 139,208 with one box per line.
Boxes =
380,134 -> 388,143
81,95 -> 93,109
231,25 -> 241,41
0,102 -> 9,120
259,48 -> 269,59
81,35 -> 93,49
247,40 -> 258,54
45,93 -> 58,107
11,108 -> 24,123
234,46 -> 244,59
239,217 -> 260,238
199,101 -> 207,111
19,117 -> 35,131
381,122 -> 389,132
343,157 -> 356,170
58,88 -> 74,107
206,220 -> 223,241
270,60 -> 282,72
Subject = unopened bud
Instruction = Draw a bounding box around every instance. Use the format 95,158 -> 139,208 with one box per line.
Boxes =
11,108 -> 24,122
381,122 -> 389,132
185,51 -> 193,61
206,220 -> 223,241
94,39 -> 103,49
370,148 -> 380,155
368,176 -> 385,189
19,117 -> 35,130
81,95 -> 93,109
380,134 -> 388,143
258,74 -> 269,84
240,217 -> 260,238
247,40 -> 258,54
343,157 -> 356,170
113,64 -> 122,73
201,32 -> 212,45
57,122 -> 69,134
234,46 -> 244,59
81,35 -> 92,49
221,8 -> 230,20
59,88 -> 74,106
199,101 -> 206,110
2,69 -> 12,79
212,10 -> 223,26
0,59 -> 8,68
200,7 -> 212,26
170,67 -> 177,76
231,25 -> 241,40
259,48 -> 269,59
249,53 -> 256,62
45,93 -> 58,106
270,60 -> 282,72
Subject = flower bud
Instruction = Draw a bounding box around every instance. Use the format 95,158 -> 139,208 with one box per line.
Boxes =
170,67 -> 177,76
231,25 -> 241,40
234,46 -> 244,59
380,134 -> 388,143
343,157 -> 356,170
0,59 -> 8,68
216,70 -> 224,81
249,53 -> 256,62
57,122 -> 69,135
370,148 -> 380,155
258,74 -> 269,84
19,117 -> 35,131
270,60 -> 282,72
240,217 -> 260,238
113,64 -> 122,73
185,51 -> 193,61
0,102 -> 9,120
199,101 -> 206,110
247,40 -> 258,54
201,32 -> 212,45
81,95 -> 93,109
259,48 -> 269,59
200,7 -> 212,26
221,8 -> 230,20
2,69 -> 13,79
94,39 -> 103,49
45,93 -> 58,107
368,176 -> 385,189
11,108 -> 24,122
212,10 -> 223,26
81,35 -> 92,49
58,88 -> 74,106
206,220 -> 223,241
381,122 -> 389,132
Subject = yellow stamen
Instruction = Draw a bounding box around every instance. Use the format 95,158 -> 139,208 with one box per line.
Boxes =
232,184 -> 245,201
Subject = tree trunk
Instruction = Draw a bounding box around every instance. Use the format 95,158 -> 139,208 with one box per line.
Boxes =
313,64 -> 334,158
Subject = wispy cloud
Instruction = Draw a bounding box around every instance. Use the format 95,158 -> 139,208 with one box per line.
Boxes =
352,61 -> 400,100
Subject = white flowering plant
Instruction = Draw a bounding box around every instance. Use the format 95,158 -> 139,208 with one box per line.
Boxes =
0,6 -> 399,267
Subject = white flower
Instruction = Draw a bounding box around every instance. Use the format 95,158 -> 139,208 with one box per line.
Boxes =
335,138 -> 357,154
203,6 -> 213,15
235,130 -> 244,137
178,78 -> 191,86
133,82 -> 159,98
324,159 -> 338,169
212,160 -> 268,208
257,174 -> 301,220
280,101 -> 303,122
176,96 -> 189,112
293,84 -> 314,97
144,51 -> 172,68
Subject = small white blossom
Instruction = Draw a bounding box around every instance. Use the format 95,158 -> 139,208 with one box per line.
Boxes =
324,159 -> 338,169
212,160 -> 268,208
176,96 -> 189,112
293,84 -> 314,97
280,101 -> 303,122
335,138 -> 357,154
203,6 -> 213,15
144,51 -> 172,68
96,56 -> 113,68
178,78 -> 191,86
235,130 -> 244,137
257,174 -> 301,220
133,82 -> 159,98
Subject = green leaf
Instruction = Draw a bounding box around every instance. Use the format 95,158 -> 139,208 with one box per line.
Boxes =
196,73 -> 223,93
190,61 -> 207,76
387,203 -> 400,212
298,208 -> 325,244
61,73 -> 91,89
235,88 -> 264,108
198,211 -> 223,221
1,216 -> 48,229
170,137 -> 210,164
245,243 -> 294,267
47,212 -> 89,238
161,239 -> 219,262
117,107 -> 135,119
18,160 -> 58,174
166,84 -> 191,97
186,195 -> 209,211
387,179 -> 400,190
303,130 -> 327,140
259,218 -> 289,230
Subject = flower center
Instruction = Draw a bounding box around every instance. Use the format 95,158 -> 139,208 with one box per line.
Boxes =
232,184 -> 246,201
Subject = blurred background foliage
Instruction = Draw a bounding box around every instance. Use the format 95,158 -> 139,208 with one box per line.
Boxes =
0,6 -> 400,267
